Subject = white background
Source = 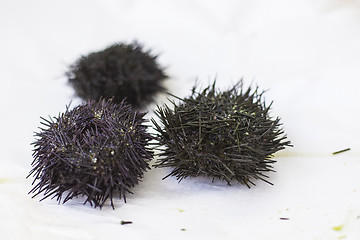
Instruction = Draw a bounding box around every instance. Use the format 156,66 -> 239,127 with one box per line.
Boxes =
0,0 -> 359,239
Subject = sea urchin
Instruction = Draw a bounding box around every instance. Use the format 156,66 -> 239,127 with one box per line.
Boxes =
28,99 -> 153,208
67,42 -> 167,108
152,81 -> 291,186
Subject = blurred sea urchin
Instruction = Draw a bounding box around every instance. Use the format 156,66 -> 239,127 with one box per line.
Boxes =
67,42 -> 167,108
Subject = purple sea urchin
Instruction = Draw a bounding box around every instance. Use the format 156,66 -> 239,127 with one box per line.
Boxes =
28,99 -> 153,208
67,42 -> 167,108
152,81 -> 291,186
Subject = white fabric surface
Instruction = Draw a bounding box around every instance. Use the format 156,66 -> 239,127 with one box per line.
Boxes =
0,0 -> 359,239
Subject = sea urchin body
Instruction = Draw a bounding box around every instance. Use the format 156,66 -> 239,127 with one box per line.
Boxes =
67,42 -> 167,108
152,81 -> 291,186
29,99 -> 153,208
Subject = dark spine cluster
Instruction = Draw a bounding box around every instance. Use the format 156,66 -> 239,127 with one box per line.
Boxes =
152,81 -> 291,186
28,99 -> 153,208
67,42 -> 167,108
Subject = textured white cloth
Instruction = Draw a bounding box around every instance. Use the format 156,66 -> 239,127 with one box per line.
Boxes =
0,0 -> 359,239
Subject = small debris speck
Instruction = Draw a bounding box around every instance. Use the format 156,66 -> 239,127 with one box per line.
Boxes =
332,148 -> 350,155
332,225 -> 344,231
181,228 -> 186,231
178,209 -> 184,213
280,218 -> 289,220
121,221 -> 133,225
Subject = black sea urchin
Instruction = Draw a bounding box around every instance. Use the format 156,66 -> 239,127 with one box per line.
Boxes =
152,81 -> 291,186
67,42 -> 167,108
28,99 -> 153,208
